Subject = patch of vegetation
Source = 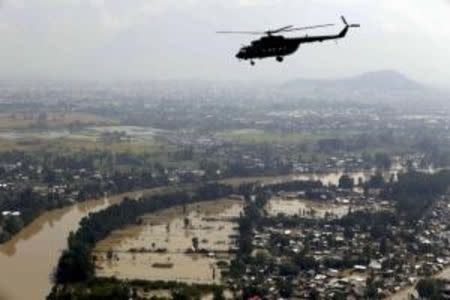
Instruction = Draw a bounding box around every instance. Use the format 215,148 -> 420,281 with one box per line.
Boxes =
416,278 -> 447,300
383,170 -> 450,219
47,277 -> 225,300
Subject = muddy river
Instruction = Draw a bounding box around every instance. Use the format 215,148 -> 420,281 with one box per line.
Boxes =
0,189 -> 158,300
0,169 -> 403,300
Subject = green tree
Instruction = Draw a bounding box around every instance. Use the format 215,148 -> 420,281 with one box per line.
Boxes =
365,272 -> 379,298
192,237 -> 199,252
338,174 -> 354,189
184,217 -> 190,228
212,287 -> 225,300
416,278 -> 442,299
4,217 -> 24,234
374,153 -> 391,170
368,172 -> 385,188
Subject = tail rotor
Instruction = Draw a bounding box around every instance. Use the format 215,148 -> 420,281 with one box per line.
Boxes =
341,16 -> 360,28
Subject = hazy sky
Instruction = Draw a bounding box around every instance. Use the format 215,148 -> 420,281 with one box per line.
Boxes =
0,0 -> 450,86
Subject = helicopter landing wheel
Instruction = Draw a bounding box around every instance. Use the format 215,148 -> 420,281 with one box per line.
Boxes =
276,56 -> 284,62
250,60 -> 255,66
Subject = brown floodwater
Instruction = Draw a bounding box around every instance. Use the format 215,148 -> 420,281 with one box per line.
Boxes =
0,169 -> 402,300
266,197 -> 352,218
0,189 -> 155,300
95,199 -> 243,284
221,167 -> 401,188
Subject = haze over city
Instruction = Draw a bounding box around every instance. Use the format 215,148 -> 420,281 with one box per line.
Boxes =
0,0 -> 449,87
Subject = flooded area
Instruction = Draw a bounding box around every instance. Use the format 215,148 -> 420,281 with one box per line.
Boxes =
95,198 -> 243,284
0,170 -> 402,300
0,129 -> 73,140
221,167 -> 402,188
86,126 -> 168,143
0,189 -> 153,300
266,197 -> 352,218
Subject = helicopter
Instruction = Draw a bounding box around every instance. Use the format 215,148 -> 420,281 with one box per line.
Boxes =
217,16 -> 359,65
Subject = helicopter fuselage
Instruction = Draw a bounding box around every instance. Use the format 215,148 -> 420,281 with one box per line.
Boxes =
236,36 -> 300,60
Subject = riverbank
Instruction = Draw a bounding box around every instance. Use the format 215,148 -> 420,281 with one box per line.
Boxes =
0,187 -> 169,300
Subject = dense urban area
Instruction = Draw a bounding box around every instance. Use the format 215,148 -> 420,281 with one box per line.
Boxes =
1,72 -> 450,299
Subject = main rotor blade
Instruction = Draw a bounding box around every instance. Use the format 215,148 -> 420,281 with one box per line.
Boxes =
216,31 -> 264,35
268,25 -> 294,34
217,23 -> 338,35
283,23 -> 335,32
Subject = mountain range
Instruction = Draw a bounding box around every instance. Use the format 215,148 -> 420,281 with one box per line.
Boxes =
278,70 -> 450,109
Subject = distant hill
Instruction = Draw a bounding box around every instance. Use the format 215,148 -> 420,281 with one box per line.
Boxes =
277,70 -> 447,109
283,70 -> 424,92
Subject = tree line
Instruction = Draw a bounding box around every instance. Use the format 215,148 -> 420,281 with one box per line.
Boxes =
382,170 -> 450,219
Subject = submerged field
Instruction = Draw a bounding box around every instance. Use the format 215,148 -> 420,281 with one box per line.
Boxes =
266,197 -> 352,218
94,198 -> 243,284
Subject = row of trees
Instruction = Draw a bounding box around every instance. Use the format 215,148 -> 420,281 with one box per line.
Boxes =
48,277 -> 226,300
382,170 -> 450,219
416,278 -> 447,299
338,172 -> 388,190
0,150 -> 140,173
230,185 -> 272,298
266,180 -> 323,193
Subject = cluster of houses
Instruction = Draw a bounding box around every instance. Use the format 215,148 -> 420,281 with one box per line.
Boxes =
232,188 -> 450,299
